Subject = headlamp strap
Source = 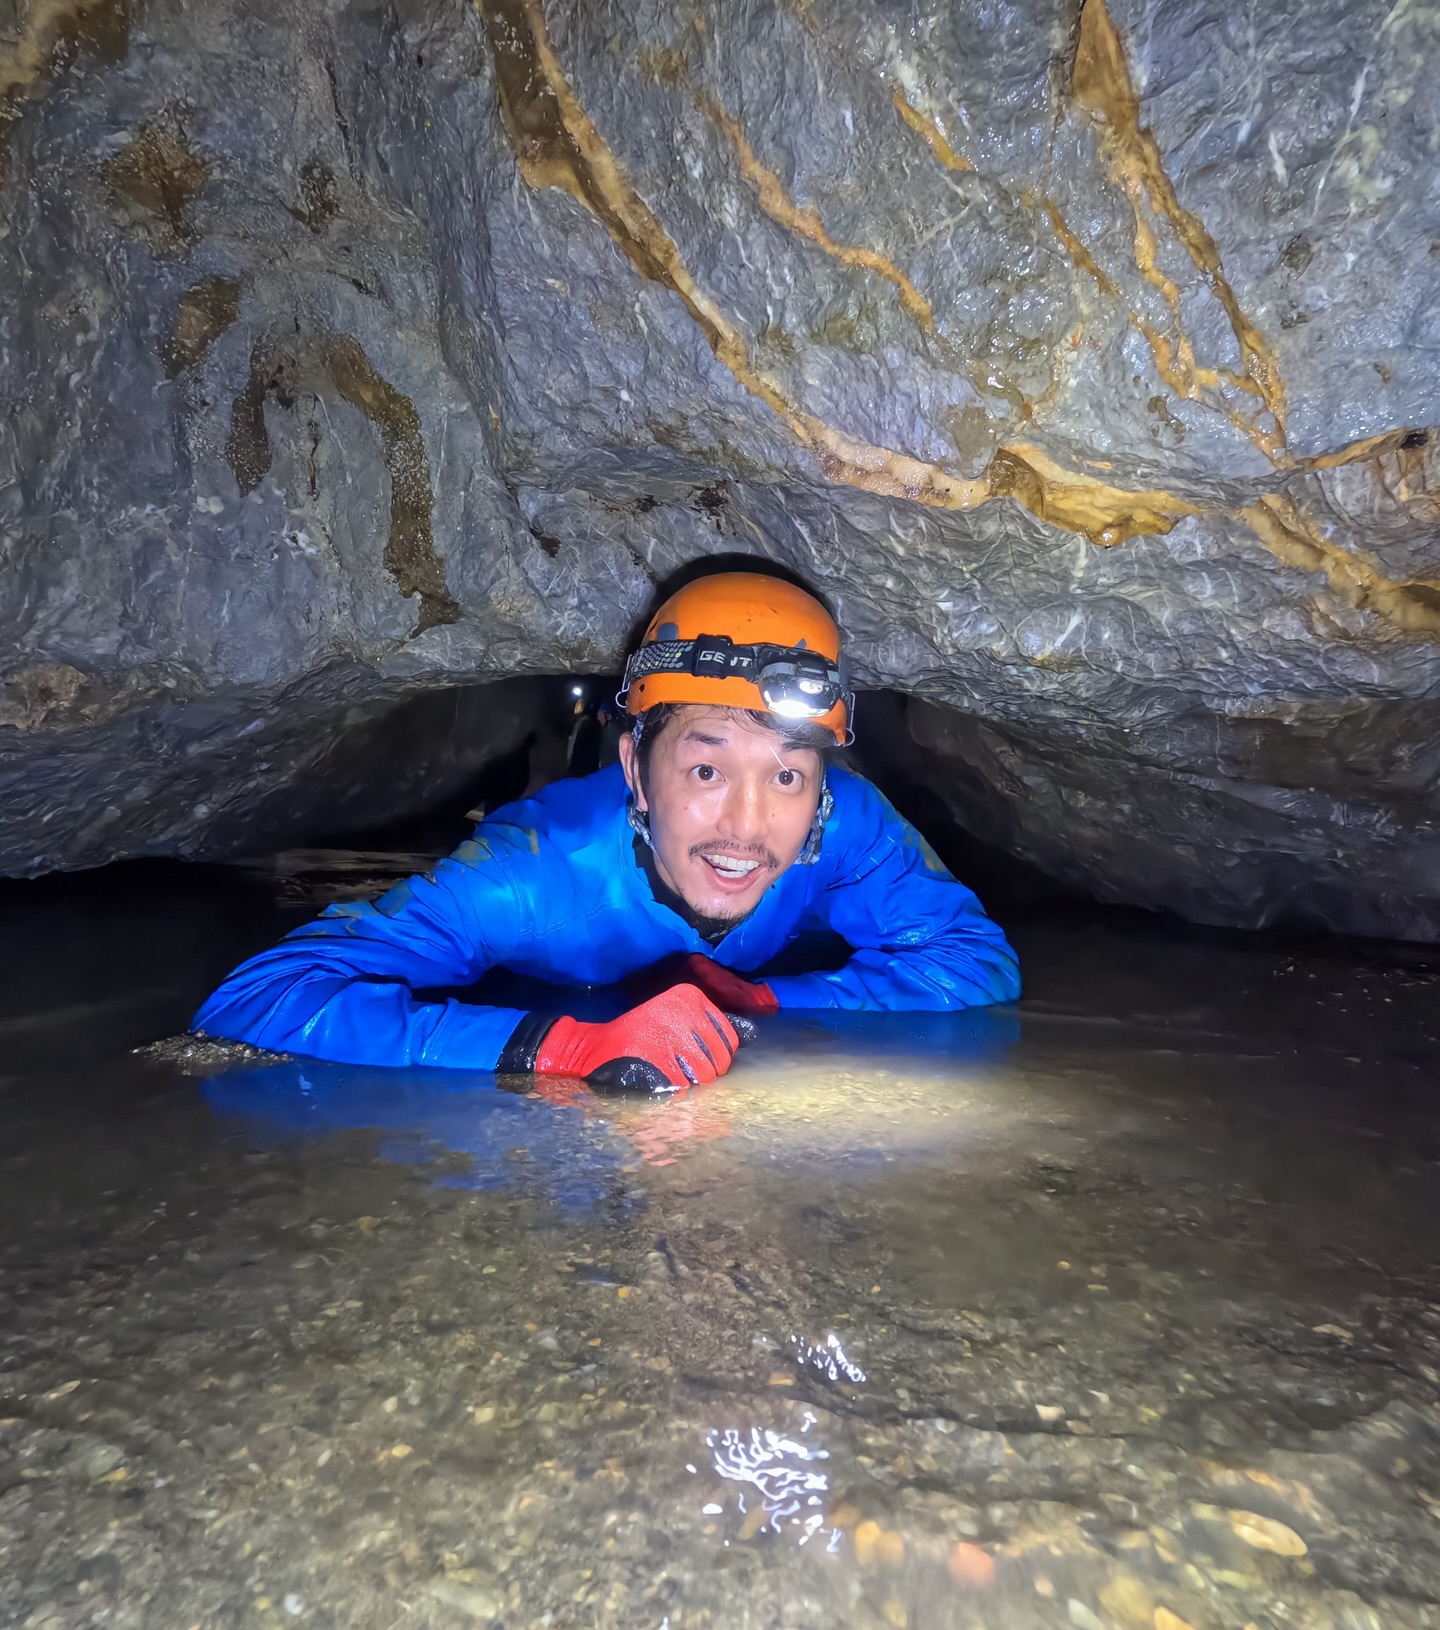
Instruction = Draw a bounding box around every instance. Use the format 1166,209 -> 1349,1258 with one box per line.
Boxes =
690,635 -> 756,678
625,636 -> 837,686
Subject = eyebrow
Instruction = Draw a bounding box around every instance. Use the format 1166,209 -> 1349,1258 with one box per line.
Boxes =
679,728 -> 807,756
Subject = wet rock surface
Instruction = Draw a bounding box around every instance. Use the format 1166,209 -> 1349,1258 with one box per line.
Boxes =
3,0 -> 1440,930
4,870 -> 1440,1628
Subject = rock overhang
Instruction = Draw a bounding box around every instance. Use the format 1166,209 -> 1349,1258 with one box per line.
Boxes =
0,0 -> 1436,934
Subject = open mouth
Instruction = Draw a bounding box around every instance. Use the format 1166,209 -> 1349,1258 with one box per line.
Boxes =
700,853 -> 764,887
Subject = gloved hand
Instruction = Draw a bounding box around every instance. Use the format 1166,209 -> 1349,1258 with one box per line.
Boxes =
534,984 -> 744,1092
630,953 -> 779,1017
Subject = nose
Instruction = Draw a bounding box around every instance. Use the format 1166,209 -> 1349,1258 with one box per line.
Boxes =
717,776 -> 766,845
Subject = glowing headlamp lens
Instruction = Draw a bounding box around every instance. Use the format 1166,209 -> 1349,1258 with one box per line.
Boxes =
758,654 -> 843,719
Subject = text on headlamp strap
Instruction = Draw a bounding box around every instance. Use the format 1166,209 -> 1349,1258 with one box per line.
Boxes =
626,636 -> 837,683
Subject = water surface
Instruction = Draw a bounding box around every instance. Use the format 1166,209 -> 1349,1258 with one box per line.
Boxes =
3,866 -> 1440,1629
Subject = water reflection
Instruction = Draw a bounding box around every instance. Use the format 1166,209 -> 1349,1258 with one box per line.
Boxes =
790,1330 -> 867,1384
706,1421 -> 832,1540
199,1007 -> 1022,1202
10,884 -> 1440,1630
201,1060 -> 639,1217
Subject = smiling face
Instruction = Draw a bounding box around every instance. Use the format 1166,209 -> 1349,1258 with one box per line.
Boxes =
618,705 -> 826,922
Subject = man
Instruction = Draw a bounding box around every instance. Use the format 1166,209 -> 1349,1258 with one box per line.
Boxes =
196,572 -> 1020,1090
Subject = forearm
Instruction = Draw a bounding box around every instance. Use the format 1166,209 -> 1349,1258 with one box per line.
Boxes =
194,953 -> 526,1070
767,940 -> 1020,1012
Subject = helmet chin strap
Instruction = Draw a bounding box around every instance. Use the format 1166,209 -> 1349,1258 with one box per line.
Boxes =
624,716 -> 654,847
626,794 -> 654,850
797,777 -> 833,866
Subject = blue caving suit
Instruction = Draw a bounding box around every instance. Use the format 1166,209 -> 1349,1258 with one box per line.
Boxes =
195,763 -> 1020,1070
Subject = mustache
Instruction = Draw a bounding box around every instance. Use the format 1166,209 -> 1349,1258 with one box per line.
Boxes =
689,842 -> 781,873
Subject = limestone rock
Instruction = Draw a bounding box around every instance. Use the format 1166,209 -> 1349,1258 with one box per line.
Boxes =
1,0 -> 1437,932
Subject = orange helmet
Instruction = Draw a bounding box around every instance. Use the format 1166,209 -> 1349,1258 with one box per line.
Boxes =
620,572 -> 852,745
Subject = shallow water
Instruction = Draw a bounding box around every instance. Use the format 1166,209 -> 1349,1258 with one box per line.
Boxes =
3,865 -> 1440,1630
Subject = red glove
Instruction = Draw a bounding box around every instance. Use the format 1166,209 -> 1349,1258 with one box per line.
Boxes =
535,985 -> 743,1092
632,953 -> 779,1017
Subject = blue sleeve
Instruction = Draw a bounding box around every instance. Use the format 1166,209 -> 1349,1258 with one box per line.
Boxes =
193,828 -> 540,1069
764,778 -> 1020,1012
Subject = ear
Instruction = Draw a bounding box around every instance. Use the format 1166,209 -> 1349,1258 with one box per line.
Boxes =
618,731 -> 646,809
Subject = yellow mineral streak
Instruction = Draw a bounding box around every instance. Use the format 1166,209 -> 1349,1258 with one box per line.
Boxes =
892,81 -> 1124,329
477,0 -> 1195,544
891,51 -> 1284,466
1243,493 -> 1440,635
1035,197 -> 1116,297
700,92 -> 934,329
892,88 -> 973,172
1304,427 -> 1423,469
1072,0 -> 1288,459
997,443 -> 1198,545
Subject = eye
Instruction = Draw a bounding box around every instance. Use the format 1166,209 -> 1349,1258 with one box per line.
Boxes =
693,764 -> 717,783
776,768 -> 799,788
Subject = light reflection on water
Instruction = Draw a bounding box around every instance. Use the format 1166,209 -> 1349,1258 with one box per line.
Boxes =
706,1421 -> 832,1541
790,1330 -> 867,1384
198,1007 -> 1022,1203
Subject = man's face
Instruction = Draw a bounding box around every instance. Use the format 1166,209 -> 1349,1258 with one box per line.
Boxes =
619,706 -> 825,921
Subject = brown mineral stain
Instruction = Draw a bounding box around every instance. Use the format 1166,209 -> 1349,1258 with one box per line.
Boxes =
225,337 -> 457,634
163,276 -> 241,375
102,113 -> 207,253
225,343 -> 277,496
1,0 -> 129,98
1072,0 -> 1287,461
1,0 -> 130,180
1243,493 -> 1440,637
288,155 -> 340,233
0,662 -> 88,729
318,338 -> 457,632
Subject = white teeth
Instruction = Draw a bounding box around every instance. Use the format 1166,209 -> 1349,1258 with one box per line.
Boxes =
705,855 -> 759,876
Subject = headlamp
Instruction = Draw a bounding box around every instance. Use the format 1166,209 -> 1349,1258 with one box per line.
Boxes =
623,636 -> 849,721
756,651 -> 845,720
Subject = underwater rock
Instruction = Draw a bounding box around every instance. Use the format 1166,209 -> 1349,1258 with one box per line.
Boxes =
1,0 -> 1438,932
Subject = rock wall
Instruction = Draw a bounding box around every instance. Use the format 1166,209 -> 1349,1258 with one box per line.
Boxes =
1,0 -> 1437,933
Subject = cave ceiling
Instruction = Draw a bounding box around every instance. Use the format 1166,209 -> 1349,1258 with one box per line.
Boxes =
1,0 -> 1438,934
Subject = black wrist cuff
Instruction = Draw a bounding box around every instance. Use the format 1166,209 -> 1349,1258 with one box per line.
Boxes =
497,1011 -> 558,1073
